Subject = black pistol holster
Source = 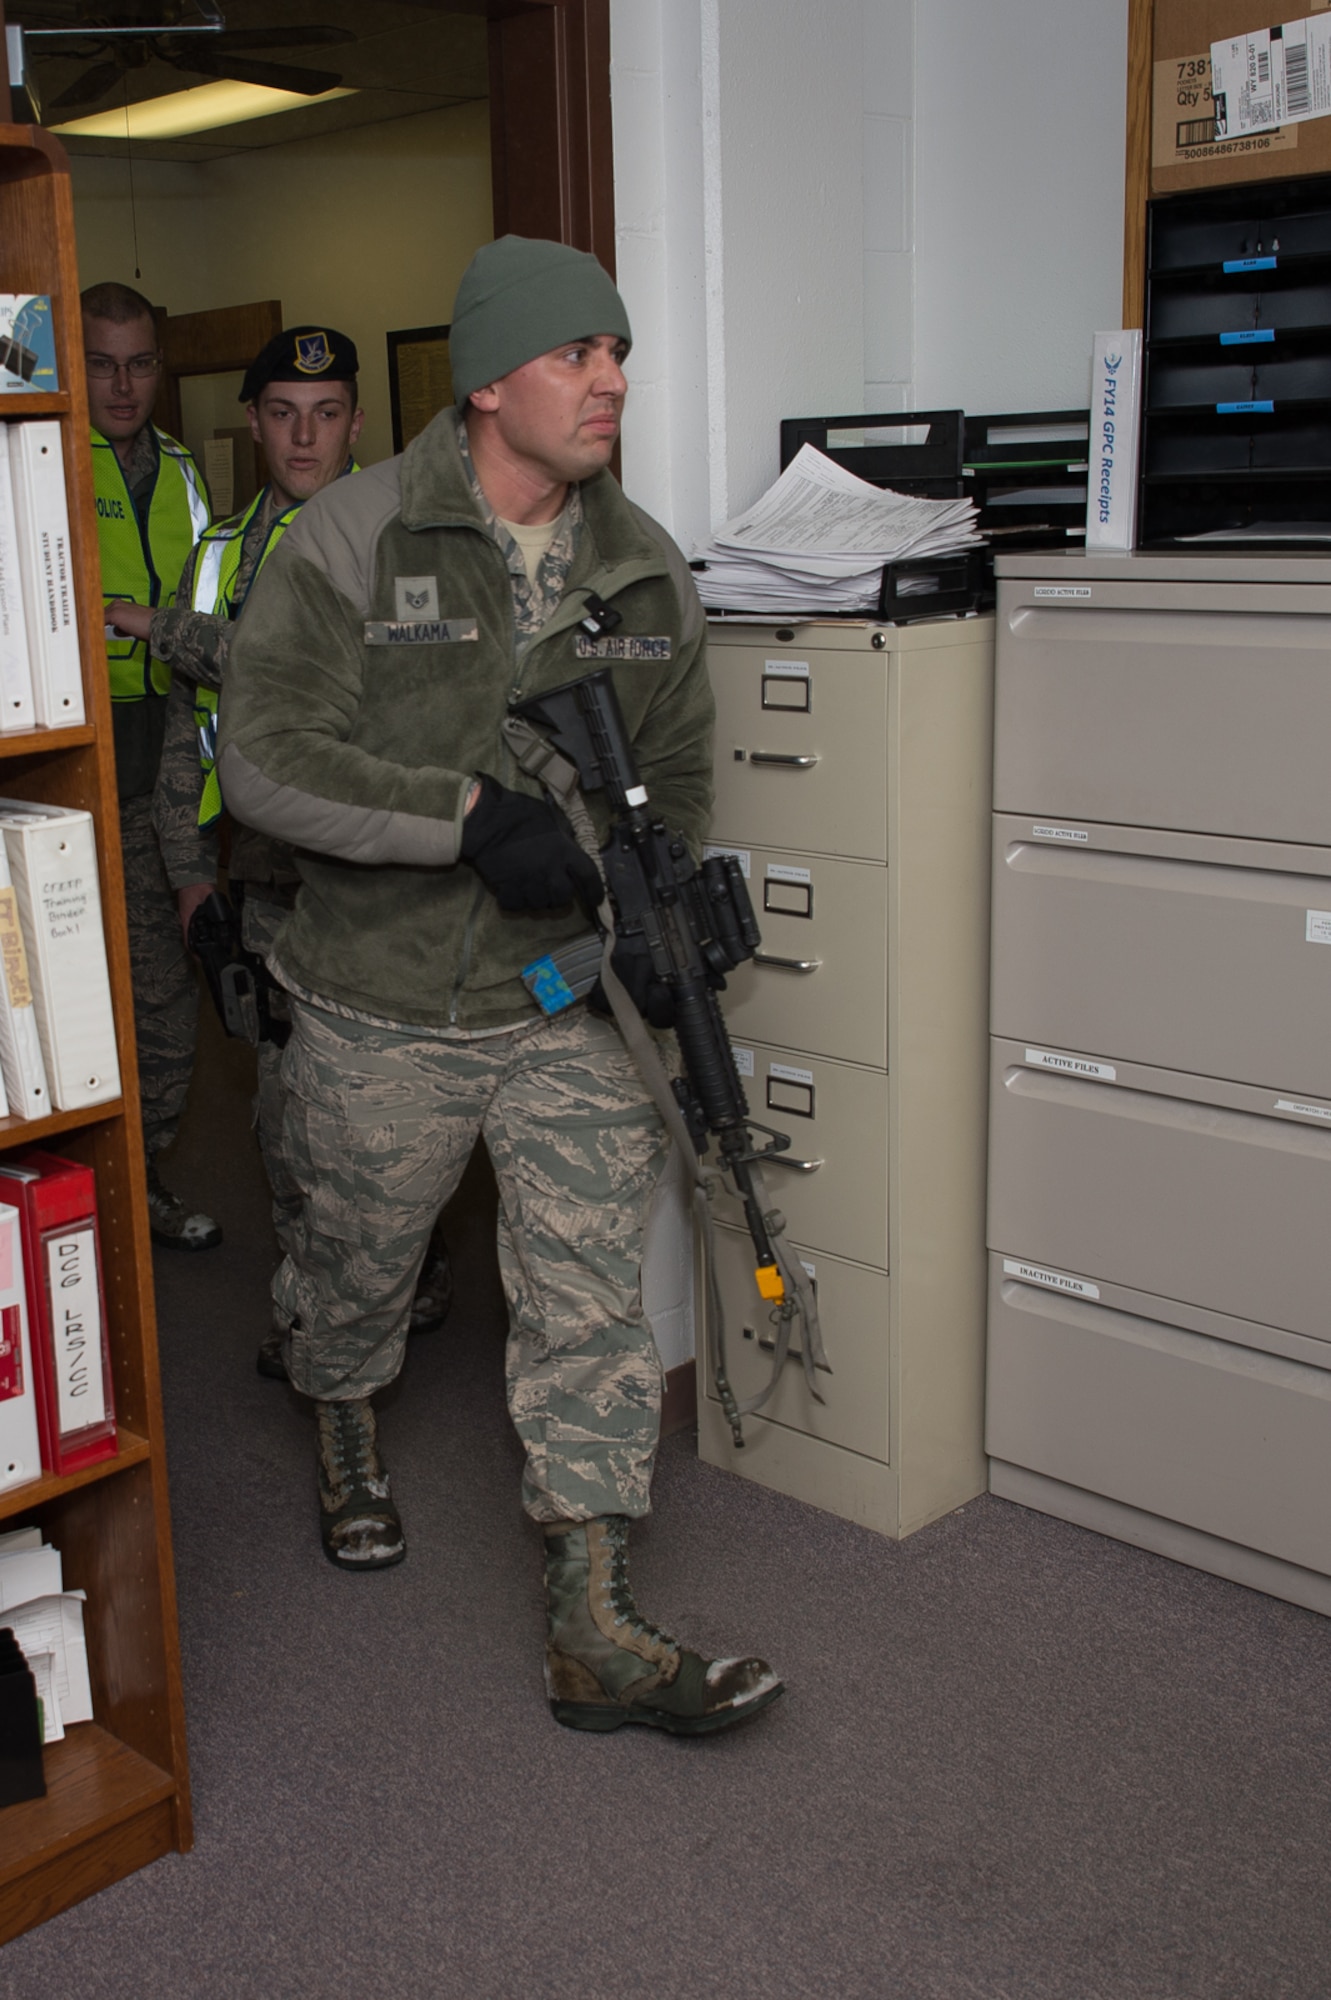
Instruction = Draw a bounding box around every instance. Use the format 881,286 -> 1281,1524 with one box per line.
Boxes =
186,888 -> 290,1047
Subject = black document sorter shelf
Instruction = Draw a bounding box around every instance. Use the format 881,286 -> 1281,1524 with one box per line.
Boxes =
1141,172 -> 1331,546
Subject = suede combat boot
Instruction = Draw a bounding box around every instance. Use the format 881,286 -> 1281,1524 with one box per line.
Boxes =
542,1516 -> 783,1735
315,1399 -> 405,1571
257,1243 -> 454,1379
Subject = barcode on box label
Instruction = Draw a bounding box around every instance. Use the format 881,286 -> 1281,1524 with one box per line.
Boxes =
1003,1258 -> 1100,1301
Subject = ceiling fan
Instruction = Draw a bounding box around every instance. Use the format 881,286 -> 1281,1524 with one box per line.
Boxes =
14,2 -> 356,114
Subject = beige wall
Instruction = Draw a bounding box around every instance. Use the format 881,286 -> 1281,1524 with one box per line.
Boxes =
70,99 -> 493,470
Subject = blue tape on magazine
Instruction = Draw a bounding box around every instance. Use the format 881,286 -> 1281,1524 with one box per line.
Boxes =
522,955 -> 578,1016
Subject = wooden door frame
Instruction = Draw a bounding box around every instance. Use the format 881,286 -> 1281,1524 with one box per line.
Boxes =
487,0 -> 615,273
1123,0 -> 1153,327
150,298 -> 282,441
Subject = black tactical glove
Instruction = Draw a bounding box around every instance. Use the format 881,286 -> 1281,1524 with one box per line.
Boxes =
460,775 -> 603,913
588,931 -> 677,1030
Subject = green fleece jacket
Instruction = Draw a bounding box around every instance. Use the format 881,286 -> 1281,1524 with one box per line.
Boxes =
216,409 -> 714,1032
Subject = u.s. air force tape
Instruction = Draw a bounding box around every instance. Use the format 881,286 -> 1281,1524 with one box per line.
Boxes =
364,619 -> 480,645
573,634 -> 671,660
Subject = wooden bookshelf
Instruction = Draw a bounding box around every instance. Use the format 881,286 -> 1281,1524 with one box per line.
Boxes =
0,119 -> 192,1938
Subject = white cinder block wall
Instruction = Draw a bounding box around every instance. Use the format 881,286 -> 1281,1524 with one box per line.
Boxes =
611,0 -> 1130,539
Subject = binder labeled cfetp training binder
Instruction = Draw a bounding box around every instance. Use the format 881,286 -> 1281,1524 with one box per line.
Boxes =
5,422 -> 84,727
0,801 -> 120,1111
0,1203 -> 41,1492
0,1151 -> 115,1477
0,835 -> 48,1122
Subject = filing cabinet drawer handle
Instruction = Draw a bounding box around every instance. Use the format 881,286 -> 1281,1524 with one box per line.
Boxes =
748,752 -> 820,768
768,1153 -> 825,1174
753,952 -> 822,973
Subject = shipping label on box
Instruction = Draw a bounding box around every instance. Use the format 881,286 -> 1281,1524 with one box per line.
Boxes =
1212,17 -> 1331,136
1153,0 -> 1331,189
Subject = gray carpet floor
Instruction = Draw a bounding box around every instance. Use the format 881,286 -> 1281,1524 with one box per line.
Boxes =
2,1010 -> 1331,1999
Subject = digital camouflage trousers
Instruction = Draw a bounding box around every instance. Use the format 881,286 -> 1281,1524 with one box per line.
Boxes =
120,792 -> 200,1156
274,997 -> 670,1523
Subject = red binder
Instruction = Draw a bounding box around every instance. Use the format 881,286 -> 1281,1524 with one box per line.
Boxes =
0,1149 -> 115,1475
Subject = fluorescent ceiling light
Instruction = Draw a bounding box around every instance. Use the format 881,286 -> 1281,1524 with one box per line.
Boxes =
50,78 -> 356,141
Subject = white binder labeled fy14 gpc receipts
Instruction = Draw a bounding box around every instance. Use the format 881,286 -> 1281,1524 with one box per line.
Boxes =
0,802 -> 119,1110
1086,331 -> 1142,552
5,422 -> 84,726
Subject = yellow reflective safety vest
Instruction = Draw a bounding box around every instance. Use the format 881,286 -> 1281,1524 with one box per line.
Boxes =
191,464 -> 358,827
91,425 -> 209,702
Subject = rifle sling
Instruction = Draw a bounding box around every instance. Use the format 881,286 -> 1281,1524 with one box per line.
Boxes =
500,713 -> 827,1442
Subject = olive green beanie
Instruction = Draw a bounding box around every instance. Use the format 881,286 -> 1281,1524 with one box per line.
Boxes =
449,235 -> 632,402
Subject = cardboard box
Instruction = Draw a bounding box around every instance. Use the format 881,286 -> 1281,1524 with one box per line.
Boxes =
1153,0 -> 1331,192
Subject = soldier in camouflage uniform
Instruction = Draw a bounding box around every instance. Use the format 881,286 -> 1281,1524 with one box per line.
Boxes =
83,283 -> 221,1252
218,237 -> 782,1736
150,326 -> 454,1360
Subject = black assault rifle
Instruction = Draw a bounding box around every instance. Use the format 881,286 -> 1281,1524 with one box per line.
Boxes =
509,668 -> 826,1444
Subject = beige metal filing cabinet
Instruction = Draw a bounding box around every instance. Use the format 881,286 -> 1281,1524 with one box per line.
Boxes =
988,550 -> 1331,1616
698,616 -> 995,1536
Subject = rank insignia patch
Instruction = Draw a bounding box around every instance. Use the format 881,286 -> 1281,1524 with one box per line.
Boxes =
294,330 -> 334,374
395,576 -> 440,620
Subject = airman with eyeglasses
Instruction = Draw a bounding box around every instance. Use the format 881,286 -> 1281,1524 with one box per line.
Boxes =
81,279 -> 219,1256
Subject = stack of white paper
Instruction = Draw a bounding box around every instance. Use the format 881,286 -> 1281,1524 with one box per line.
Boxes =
0,1526 -> 93,1742
694,444 -> 982,615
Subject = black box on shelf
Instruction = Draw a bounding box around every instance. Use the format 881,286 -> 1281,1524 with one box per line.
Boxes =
1140,170 -> 1331,547
0,1627 -> 44,1808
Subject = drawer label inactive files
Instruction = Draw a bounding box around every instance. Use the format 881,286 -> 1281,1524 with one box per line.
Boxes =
1003,1258 -> 1101,1301
1024,1047 -> 1117,1082
703,844 -> 751,877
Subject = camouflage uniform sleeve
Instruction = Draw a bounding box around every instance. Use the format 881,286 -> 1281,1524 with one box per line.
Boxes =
149,539 -> 232,695
151,669 -> 219,889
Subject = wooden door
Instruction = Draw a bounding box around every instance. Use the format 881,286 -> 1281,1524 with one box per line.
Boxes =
488,0 -> 615,273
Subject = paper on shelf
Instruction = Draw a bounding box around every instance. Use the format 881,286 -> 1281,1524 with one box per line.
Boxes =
23,1646 -> 62,1742
0,1539 -> 61,1608
694,444 -> 981,615
7,1589 -> 91,1724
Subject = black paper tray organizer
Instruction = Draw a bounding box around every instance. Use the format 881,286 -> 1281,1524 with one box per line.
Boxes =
1140,170 -> 1331,547
778,408 -> 1089,614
